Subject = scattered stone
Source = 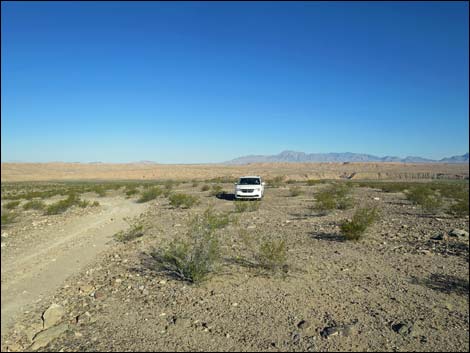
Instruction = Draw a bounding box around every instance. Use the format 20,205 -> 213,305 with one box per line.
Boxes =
79,284 -> 95,295
42,304 -> 65,330
430,233 -> 447,241
448,229 -> 469,238
320,326 -> 340,338
373,197 -> 380,201
297,320 -> 311,330
392,321 -> 413,336
30,323 -> 69,350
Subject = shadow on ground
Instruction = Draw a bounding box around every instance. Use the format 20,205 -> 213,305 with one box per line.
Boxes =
216,192 -> 236,201
411,273 -> 469,296
309,232 -> 345,242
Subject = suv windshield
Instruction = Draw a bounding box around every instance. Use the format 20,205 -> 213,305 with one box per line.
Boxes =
239,178 -> 260,185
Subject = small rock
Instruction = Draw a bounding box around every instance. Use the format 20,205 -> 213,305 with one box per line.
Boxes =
392,321 -> 413,336
430,233 -> 447,241
373,197 -> 380,201
42,304 -> 65,330
448,229 -> 469,238
297,320 -> 310,330
321,326 -> 340,338
30,323 -> 69,350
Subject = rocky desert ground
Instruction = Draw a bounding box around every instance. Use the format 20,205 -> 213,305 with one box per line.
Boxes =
1,163 -> 469,352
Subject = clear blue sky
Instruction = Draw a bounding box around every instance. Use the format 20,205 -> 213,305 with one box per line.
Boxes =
1,1 -> 468,163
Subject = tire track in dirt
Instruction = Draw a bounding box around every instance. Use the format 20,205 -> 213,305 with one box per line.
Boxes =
1,197 -> 148,333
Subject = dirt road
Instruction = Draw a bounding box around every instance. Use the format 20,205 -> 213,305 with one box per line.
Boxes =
1,197 -> 147,333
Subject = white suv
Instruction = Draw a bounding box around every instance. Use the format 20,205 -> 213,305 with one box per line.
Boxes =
234,176 -> 265,200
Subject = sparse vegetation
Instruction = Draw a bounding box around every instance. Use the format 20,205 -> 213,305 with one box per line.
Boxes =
4,201 -> 21,210
266,176 -> 285,188
45,194 -> 81,215
114,223 -> 144,243
151,210 -> 221,283
169,193 -> 199,209
257,237 -> 288,272
22,200 -> 46,210
137,187 -> 162,203
210,184 -> 223,196
449,198 -> 469,217
313,183 -> 353,212
1,210 -> 18,226
234,200 -> 260,212
406,186 -> 442,213
340,206 -> 380,241
201,184 -> 210,192
289,186 -> 303,197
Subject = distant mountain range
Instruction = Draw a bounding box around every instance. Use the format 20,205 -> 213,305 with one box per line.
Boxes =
225,151 -> 469,164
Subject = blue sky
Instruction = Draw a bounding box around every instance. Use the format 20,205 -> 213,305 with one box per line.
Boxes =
1,1 -> 468,163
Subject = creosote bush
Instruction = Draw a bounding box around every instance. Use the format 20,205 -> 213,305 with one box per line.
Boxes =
151,209 -> 221,283
201,185 -> 210,192
137,187 -> 162,203
23,200 -> 46,210
169,193 -> 199,209
340,206 -> 380,241
210,184 -> 223,196
114,223 -> 144,243
406,186 -> 442,213
1,210 -> 18,226
234,200 -> 260,213
313,183 -> 353,212
4,201 -> 21,210
45,194 -> 83,215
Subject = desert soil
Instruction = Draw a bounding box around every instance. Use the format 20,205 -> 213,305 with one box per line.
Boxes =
1,162 -> 468,182
1,182 -> 468,352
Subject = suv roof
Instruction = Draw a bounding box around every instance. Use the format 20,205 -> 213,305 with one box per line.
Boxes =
239,176 -> 261,179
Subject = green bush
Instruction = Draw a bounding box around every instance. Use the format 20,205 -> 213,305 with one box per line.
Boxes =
23,200 -> 46,210
313,183 -> 353,212
1,211 -> 18,226
45,194 -> 81,215
234,200 -> 260,213
449,198 -> 469,217
210,184 -> 223,196
340,206 -> 380,241
151,211 -> 221,283
114,223 -> 144,243
125,188 -> 139,197
137,187 -> 162,203
406,186 -> 442,213
169,193 -> 199,209
4,201 -> 20,210
91,201 -> 100,207
257,238 -> 287,271
266,176 -> 285,188
203,207 -> 230,231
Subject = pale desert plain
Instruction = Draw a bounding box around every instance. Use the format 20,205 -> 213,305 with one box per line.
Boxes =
1,162 -> 469,352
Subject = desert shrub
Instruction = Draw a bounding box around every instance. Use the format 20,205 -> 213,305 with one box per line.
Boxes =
234,200 -> 260,213
313,183 -> 353,212
238,229 -> 288,273
267,176 -> 285,188
169,193 -> 199,209
4,201 -> 20,210
150,211 -> 221,283
203,207 -> 230,231
306,179 -> 327,186
406,186 -> 442,213
192,181 -> 199,188
23,200 -> 46,210
114,223 -> 144,243
91,201 -> 100,207
201,184 -> 210,192
289,186 -> 303,197
125,188 -> 139,197
1,211 -> 18,226
77,200 -> 90,208
210,184 -> 223,196
448,198 -> 469,217
256,238 -> 287,271
340,206 -> 380,241
45,194 -> 81,215
137,187 -> 162,203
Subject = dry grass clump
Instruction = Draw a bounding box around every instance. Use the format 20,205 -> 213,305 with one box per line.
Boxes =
234,200 -> 260,212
